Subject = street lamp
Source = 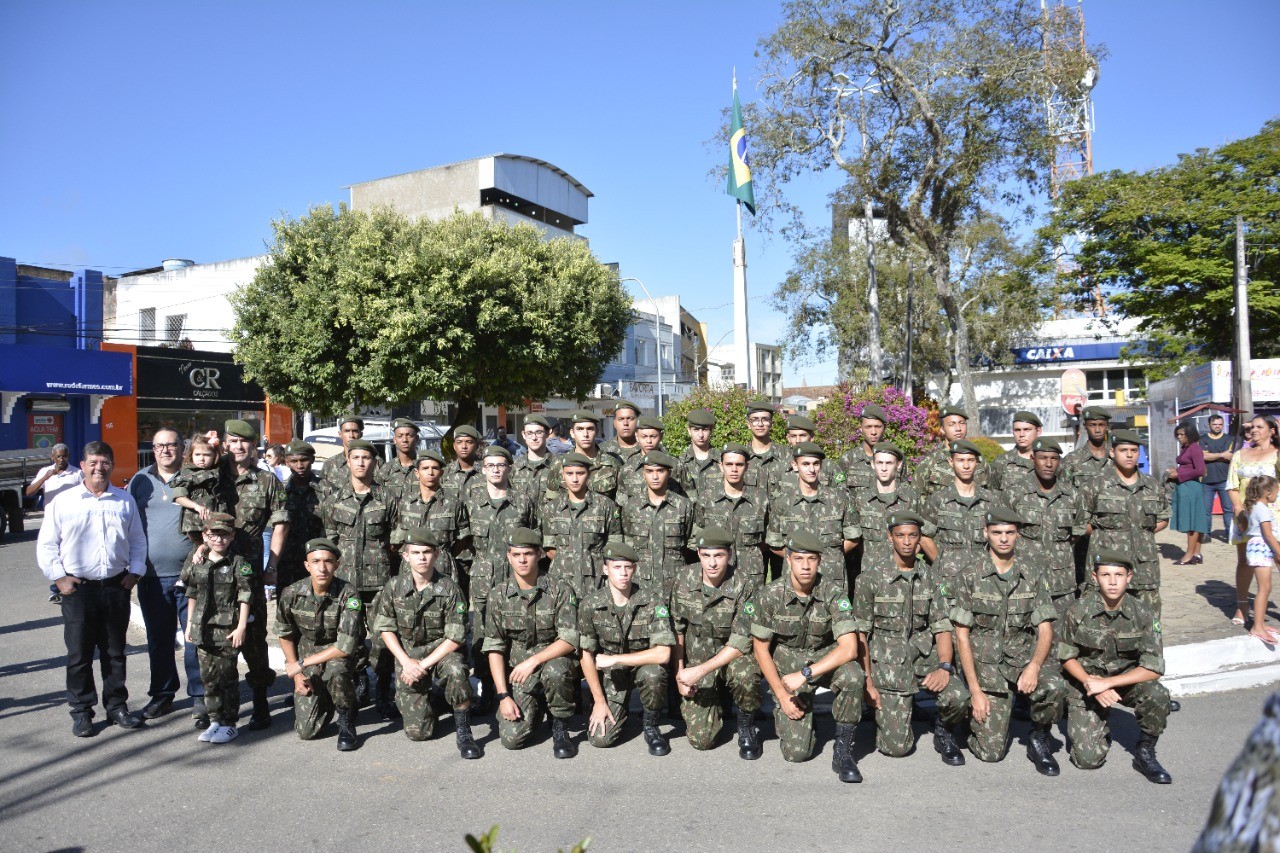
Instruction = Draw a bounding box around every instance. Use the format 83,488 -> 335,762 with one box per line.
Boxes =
618,276 -> 664,416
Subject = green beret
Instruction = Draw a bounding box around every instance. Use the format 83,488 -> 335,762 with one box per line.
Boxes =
507,527 -> 543,549
483,446 -> 512,462
201,511 -> 236,532
643,450 -> 676,470
603,541 -> 639,563
792,441 -> 825,460
345,439 -> 376,455
284,439 -> 314,456
950,439 -> 982,457
416,449 -> 445,466
1093,548 -> 1134,570
453,425 -> 480,440
571,410 -> 601,425
636,415 -> 665,432
1013,410 -> 1042,428
746,401 -> 775,415
872,441 -> 903,460
886,510 -> 925,530
1081,407 -> 1112,423
339,415 -> 364,430
403,527 -> 440,548
224,419 -> 257,441
939,406 -> 970,421
695,526 -> 735,550
613,400 -> 643,416
686,409 -> 716,428
1032,437 -> 1063,455
985,506 -> 1024,527
1111,429 -> 1146,447
786,414 -> 818,433
785,530 -> 825,554
524,415 -> 551,429
560,452 -> 591,469
392,417 -> 419,432
722,442 -> 751,459
306,537 -> 340,556
860,404 -> 887,424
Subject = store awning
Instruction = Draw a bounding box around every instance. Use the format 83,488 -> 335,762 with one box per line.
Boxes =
0,344 -> 133,396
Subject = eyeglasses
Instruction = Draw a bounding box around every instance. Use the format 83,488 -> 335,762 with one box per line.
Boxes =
153,443 -> 180,450
482,463 -> 509,471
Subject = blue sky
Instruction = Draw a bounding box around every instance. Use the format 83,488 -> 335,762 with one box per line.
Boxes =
2,1 -> 1276,385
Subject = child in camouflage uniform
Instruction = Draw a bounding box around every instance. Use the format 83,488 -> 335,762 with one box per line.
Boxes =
171,434 -> 228,543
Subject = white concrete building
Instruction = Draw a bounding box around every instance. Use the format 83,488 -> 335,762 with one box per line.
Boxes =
707,342 -> 784,404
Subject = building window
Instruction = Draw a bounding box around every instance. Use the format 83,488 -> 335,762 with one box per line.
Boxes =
660,343 -> 672,370
140,308 -> 156,342
166,314 -> 187,344
1086,368 -> 1145,402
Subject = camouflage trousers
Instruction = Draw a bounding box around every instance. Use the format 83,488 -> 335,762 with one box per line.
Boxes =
355,589 -> 393,678
396,651 -> 473,741
969,671 -> 1068,763
588,663 -> 668,749
196,645 -> 240,725
240,593 -> 276,690
680,655 -> 762,751
498,654 -> 577,750
294,659 -> 357,740
1044,593 -> 1079,677
875,677 -> 970,758
1067,678 -> 1171,769
771,645 -> 865,763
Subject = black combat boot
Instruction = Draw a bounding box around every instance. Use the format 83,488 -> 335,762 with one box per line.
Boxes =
933,719 -> 965,766
247,687 -> 271,730
551,716 -> 578,759
375,672 -> 400,720
642,709 -> 670,756
336,708 -> 359,751
737,711 -> 761,760
192,696 -> 209,729
453,708 -> 481,759
1027,724 -> 1060,777
1133,733 -> 1172,784
832,723 -> 863,783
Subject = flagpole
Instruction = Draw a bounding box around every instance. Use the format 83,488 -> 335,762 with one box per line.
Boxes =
730,69 -> 754,390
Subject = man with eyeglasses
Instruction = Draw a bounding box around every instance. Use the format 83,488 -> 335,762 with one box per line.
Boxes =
511,415 -> 556,501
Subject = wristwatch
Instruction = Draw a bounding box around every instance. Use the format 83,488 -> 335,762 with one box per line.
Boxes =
494,691 -> 511,702
938,662 -> 954,673
800,665 -> 814,683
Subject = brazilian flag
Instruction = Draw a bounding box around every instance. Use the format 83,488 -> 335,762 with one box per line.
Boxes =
726,85 -> 756,215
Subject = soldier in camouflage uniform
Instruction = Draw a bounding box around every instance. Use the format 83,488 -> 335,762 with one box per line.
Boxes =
618,450 -> 696,597
600,399 -> 643,465
920,440 -> 996,607
952,507 -> 1067,774
765,443 -> 861,594
616,415 -> 669,506
545,410 -> 621,502
542,452 -> 621,595
1060,407 -> 1112,491
675,408 -> 722,498
693,443 -> 769,586
279,439 -> 325,590
440,424 -> 483,497
751,531 -> 866,782
580,542 -> 676,755
771,414 -> 832,495
853,510 -> 968,763
392,450 -> 471,583
275,538 -> 365,751
913,406 -> 988,502
318,415 -> 363,500
182,512 -> 252,743
835,403 -> 887,495
483,528 -> 580,758
1004,438 -> 1083,624
987,410 -> 1043,496
1059,549 -> 1173,783
375,418 -> 422,505
671,527 -> 762,758
856,442 -> 934,569
372,528 -> 480,757
744,400 -> 787,496
511,415 -> 557,502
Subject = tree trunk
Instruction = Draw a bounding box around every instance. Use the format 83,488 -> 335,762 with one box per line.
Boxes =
932,257 -> 979,420
443,396 -> 481,461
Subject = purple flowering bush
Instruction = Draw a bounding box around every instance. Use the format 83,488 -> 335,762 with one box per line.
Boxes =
811,385 -> 942,477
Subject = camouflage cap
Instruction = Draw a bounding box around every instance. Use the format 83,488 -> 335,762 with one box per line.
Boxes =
524,414 -> 551,429
483,445 -> 513,462
284,439 -> 314,457
1110,429 -> 1146,447
950,439 -> 982,457
1093,548 -> 1134,570
403,527 -> 440,548
507,527 -> 543,549
939,406 -> 970,421
570,410 -> 602,425
792,441 -> 825,460
886,510 -> 926,530
686,409 -> 716,428
786,414 -> 818,433
338,415 -> 364,430
985,506 -> 1024,527
746,401 -> 776,415
642,450 -> 677,469
636,415 -> 665,432
201,511 -> 236,532
1013,410 -> 1043,428
785,530 -> 825,554
1032,437 -> 1064,455
305,537 -> 340,556
722,442 -> 751,459
392,417 -> 419,432
602,541 -> 640,563
560,452 -> 592,469
613,400 -> 643,416
453,425 -> 481,440
223,419 -> 257,441
416,449 -> 445,466
345,439 -> 376,455
872,441 -> 903,460
695,526 -> 735,549
1081,407 -> 1112,422
860,404 -> 887,424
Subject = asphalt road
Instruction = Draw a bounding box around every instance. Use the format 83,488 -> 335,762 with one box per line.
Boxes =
0,522 -> 1265,852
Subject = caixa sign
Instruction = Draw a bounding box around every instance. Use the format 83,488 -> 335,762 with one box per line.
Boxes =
1012,342 -> 1125,364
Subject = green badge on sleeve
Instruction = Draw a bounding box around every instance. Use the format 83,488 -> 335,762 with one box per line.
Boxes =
456,602 -> 466,614
655,605 -> 669,618
569,592 -> 577,607
837,597 -> 852,611
744,602 -> 756,616
347,597 -> 362,611
833,472 -> 846,484
1153,618 -> 1161,634
238,565 -> 253,577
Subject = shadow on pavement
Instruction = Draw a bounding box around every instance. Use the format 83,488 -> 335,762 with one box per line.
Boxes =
0,689 -> 66,721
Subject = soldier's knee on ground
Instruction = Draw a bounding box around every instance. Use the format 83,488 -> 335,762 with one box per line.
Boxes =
875,693 -> 914,757
294,694 -> 331,740
499,715 -> 536,750
682,696 -> 720,751
588,704 -> 627,749
1069,742 -> 1108,770
775,711 -> 816,763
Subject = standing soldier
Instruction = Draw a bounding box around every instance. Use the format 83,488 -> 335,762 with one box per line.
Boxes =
765,442 -> 861,594
511,415 -> 556,501
483,528 -> 580,758
616,415 -> 668,506
853,510 -> 968,764
675,409 -> 721,498
772,414 -> 832,495
952,507 -> 1067,775
279,439 -> 325,591
372,528 -> 480,758
751,531 -> 866,782
694,443 -> 769,586
392,450 -> 471,583
671,527 -> 762,759
541,452 -> 621,596
441,425 -> 483,497
1005,438 -> 1082,620
744,401 -> 787,495
619,450 -> 696,597
376,418 -> 422,504
1059,549 -> 1173,783
988,411 -> 1043,495
835,403 -> 887,495
579,542 -> 676,756
275,538 -> 365,751
856,442 -> 934,569
319,415 -> 364,499
1060,407 -> 1112,490
915,406 -> 988,501
600,400 -> 644,465
920,440 -> 996,608
546,410 -> 620,501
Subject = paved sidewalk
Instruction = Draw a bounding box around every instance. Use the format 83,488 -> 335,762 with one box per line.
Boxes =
1158,525 -> 1267,646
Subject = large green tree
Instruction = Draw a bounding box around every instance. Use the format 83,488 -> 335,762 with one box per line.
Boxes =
230,205 -> 631,428
1038,120 -> 1280,378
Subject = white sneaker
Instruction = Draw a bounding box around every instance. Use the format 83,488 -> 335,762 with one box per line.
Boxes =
198,722 -> 219,743
208,725 -> 239,744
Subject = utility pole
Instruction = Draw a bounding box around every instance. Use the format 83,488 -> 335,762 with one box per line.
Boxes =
1233,216 -> 1253,421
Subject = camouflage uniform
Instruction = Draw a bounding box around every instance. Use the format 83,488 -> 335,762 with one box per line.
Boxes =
322,483 -> 398,675
600,438 -> 643,468
369,571 -> 473,740
670,566 -> 760,750
856,485 -> 934,569
482,573 -> 580,749
545,450 -> 621,502
913,445 -> 989,503
279,475 -> 324,590
675,447 -> 721,498
852,559 -> 970,756
169,465 -> 229,536
987,450 -> 1036,496
693,486 -> 769,586
392,487 -> 470,583
440,459 -> 482,498
745,444 -> 787,495
375,457 -> 419,506
835,446 -> 876,495
273,576 -> 366,739
1060,444 -> 1111,491
182,553 -> 254,725
1005,478 -> 1083,619
950,554 -> 1068,762
619,491 -> 696,597
318,453 -> 350,501
225,464 -> 289,689
464,488 -> 538,618
920,485 -> 996,605
541,491 -> 622,596
1074,467 -> 1170,619
764,486 -> 861,594
511,454 -> 557,503
749,572 -> 865,762
615,447 -> 668,507
578,585 -> 676,748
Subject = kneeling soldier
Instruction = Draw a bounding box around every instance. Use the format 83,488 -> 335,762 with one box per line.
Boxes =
580,542 -> 676,755
752,531 -> 866,782
1059,549 -> 1172,783
274,538 -> 365,751
854,510 -> 969,764
483,528 -> 580,757
672,526 -> 762,758
373,527 -> 480,758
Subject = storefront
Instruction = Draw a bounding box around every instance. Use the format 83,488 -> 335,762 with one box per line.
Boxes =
0,343 -> 134,455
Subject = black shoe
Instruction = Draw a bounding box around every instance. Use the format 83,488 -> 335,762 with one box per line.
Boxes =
375,673 -> 400,720
642,709 -> 670,756
454,708 -> 482,759
832,723 -> 863,783
551,717 -> 577,759
1133,733 -> 1172,784
1169,699 -> 1181,713
737,712 -> 761,760
1027,726 -> 1060,777
71,714 -> 94,738
192,696 -> 209,728
141,697 -> 174,720
336,709 -> 359,751
933,721 -> 965,766
107,707 -> 143,729
247,688 -> 271,730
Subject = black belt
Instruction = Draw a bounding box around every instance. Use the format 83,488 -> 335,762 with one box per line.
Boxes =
74,574 -> 126,586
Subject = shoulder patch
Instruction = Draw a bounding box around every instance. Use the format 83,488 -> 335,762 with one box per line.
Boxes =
456,602 -> 467,614
347,597 -> 362,611
238,564 -> 253,577
654,604 -> 670,618
743,602 -> 756,616
833,472 -> 846,484
1153,618 -> 1161,634
837,597 -> 852,611
568,592 -> 577,607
